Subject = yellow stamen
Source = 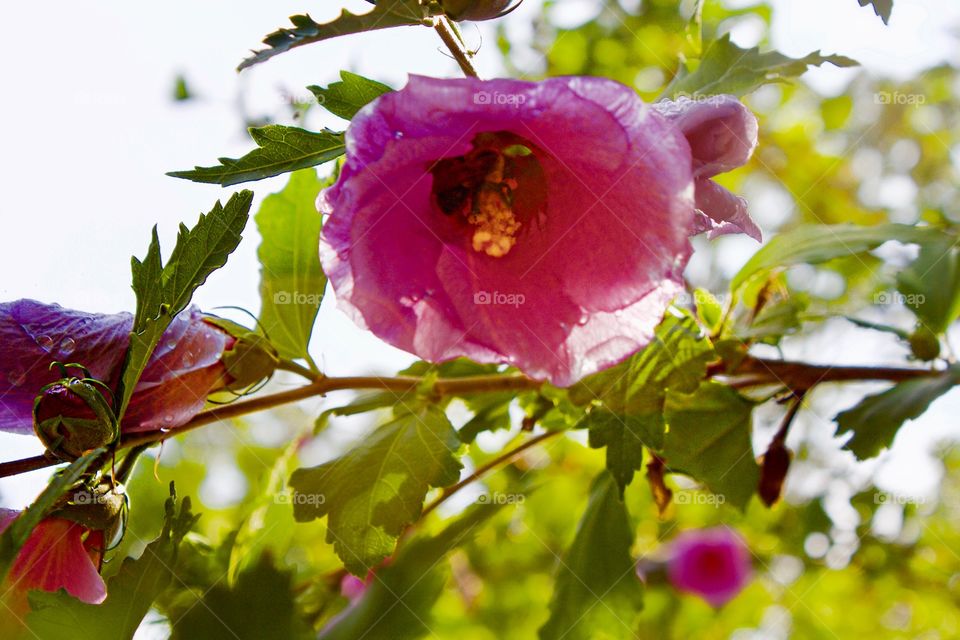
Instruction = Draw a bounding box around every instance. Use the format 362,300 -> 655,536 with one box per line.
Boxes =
469,187 -> 520,257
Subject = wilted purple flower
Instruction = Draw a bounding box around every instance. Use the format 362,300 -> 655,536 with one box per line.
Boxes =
0,300 -> 239,438
666,527 -> 753,607
319,76 -> 758,385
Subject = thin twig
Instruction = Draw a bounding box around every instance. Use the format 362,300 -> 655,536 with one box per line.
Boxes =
420,430 -> 562,519
434,17 -> 479,78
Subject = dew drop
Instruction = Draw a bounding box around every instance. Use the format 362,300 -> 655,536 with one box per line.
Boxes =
165,340 -> 178,350
37,335 -> 54,350
7,369 -> 26,387
182,351 -> 194,367
59,337 -> 76,356
164,415 -> 175,424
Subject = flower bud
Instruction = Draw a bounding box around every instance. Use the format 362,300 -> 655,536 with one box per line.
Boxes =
53,479 -> 128,547
202,317 -> 280,391
33,366 -> 118,460
909,325 -> 940,361
441,0 -> 516,21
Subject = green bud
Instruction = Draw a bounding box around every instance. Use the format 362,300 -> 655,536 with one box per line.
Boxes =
909,325 -> 940,361
203,317 -> 280,391
53,479 -> 129,547
33,365 -> 119,461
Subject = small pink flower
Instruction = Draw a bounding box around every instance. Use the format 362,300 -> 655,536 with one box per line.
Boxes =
0,509 -> 107,606
666,527 -> 753,607
339,573 -> 369,602
319,76 -> 758,385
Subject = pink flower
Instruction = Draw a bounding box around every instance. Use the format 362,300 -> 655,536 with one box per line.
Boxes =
319,76 -> 758,385
666,527 -> 753,607
0,509 -> 107,606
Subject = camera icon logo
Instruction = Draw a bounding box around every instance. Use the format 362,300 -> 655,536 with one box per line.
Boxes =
474,291 -> 492,305
274,291 -> 292,304
473,91 -> 491,105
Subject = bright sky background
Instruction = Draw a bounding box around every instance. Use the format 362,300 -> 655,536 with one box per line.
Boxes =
1,0 -> 959,510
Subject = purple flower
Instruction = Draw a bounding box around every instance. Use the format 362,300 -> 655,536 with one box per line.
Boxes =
666,527 -> 753,607
319,76 -> 758,385
0,299 -> 232,436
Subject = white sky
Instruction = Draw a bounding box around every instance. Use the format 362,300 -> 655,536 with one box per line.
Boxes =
1,0 -> 958,508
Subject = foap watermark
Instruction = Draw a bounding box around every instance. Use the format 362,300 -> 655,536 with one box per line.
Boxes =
874,91 -> 926,106
473,90 -> 526,107
669,92 -> 731,108
874,291 -> 925,308
674,490 -> 726,507
474,291 -> 525,307
275,490 -> 326,506
874,492 -> 926,506
477,492 -> 525,505
274,291 -> 324,305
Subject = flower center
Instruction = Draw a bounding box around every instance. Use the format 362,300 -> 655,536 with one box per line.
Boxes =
429,132 -> 547,258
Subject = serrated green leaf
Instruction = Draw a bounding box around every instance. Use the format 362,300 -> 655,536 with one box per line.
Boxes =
25,485 -> 199,640
539,472 -> 642,640
256,170 -> 327,364
731,224 -> 940,290
585,411 -> 662,493
309,71 -> 393,120
289,407 -> 463,574
118,191 -> 252,419
239,3 -> 430,71
835,368 -> 960,459
664,33 -> 857,98
571,313 -> 714,492
896,234 -> 960,334
171,555 -> 310,640
0,449 -> 105,585
662,383 -> 759,510
168,126 -> 345,186
319,503 -> 501,640
858,0 -> 893,24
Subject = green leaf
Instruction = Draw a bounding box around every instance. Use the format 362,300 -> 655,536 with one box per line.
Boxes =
118,191 -> 252,419
26,484 -> 199,640
0,449 -> 105,585
539,472 -> 643,640
309,71 -> 393,120
319,503 -> 502,640
835,368 -> 960,459
737,293 -> 809,343
289,407 -> 463,574
239,3 -> 431,71
662,383 -> 759,510
585,412 -> 662,493
731,223 -> 940,290
896,234 -> 960,334
168,126 -> 345,186
571,313 -> 715,493
664,33 -> 857,98
171,555 -> 310,640
256,169 -> 327,364
858,0 -> 893,24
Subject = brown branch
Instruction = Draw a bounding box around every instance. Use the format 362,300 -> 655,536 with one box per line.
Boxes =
0,373 -> 542,479
721,356 -> 934,390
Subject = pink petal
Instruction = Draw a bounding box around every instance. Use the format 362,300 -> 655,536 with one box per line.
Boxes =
8,518 -> 107,605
